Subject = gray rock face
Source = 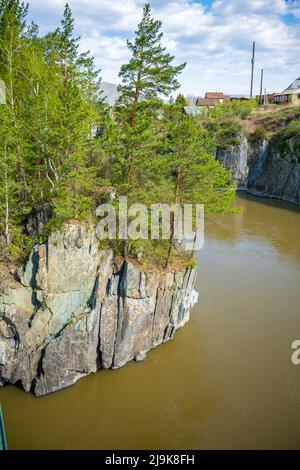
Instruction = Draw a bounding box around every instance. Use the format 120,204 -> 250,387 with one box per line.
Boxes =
215,135 -> 249,188
215,135 -> 300,205
0,225 -> 198,396
246,138 -> 300,204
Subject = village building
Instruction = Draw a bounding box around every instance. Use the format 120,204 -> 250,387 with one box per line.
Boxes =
256,93 -> 276,106
229,95 -> 250,101
272,77 -> 300,105
196,91 -> 229,108
205,92 -> 229,103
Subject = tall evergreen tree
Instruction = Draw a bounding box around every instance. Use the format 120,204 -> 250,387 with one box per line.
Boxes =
40,3 -> 103,223
0,2 -> 105,261
43,3 -> 99,172
160,101 -> 236,266
112,2 -> 186,198
0,0 -> 28,250
118,3 -> 186,126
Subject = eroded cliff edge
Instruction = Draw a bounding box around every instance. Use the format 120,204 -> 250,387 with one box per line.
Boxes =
0,225 -> 198,396
215,130 -> 300,205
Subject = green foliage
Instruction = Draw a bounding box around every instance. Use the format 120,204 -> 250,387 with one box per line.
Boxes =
0,1 -> 105,262
254,107 -> 300,133
105,2 -> 188,214
102,12 -> 236,265
0,2 -> 236,269
159,103 -> 235,210
204,118 -> 243,149
250,126 -> 268,143
175,93 -> 187,107
117,3 -> 186,126
208,99 -> 257,119
284,120 -> 300,139
52,168 -> 103,223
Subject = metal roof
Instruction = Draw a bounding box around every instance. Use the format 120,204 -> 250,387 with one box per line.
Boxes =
284,77 -> 300,92
183,106 -> 202,115
278,77 -> 300,95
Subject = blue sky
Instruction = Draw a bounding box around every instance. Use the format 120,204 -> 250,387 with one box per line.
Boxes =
27,0 -> 300,96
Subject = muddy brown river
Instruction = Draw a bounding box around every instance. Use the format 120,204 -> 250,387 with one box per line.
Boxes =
0,193 -> 300,449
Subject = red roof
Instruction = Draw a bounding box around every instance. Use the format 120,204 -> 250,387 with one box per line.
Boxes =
205,92 -> 226,99
196,98 -> 215,106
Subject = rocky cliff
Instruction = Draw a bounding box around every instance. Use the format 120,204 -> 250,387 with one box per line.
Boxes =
215,135 -> 249,189
215,134 -> 300,205
0,225 -> 198,396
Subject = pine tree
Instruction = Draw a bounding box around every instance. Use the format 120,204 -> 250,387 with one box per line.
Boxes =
112,2 -> 186,201
0,0 -> 28,251
40,3 -> 103,222
160,101 -> 236,266
0,2 -> 105,261
118,3 -> 186,127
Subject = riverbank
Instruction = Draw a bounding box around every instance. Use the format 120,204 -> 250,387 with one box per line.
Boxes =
1,193 -> 299,449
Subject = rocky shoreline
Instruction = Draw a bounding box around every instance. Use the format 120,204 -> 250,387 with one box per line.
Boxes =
0,224 -> 198,396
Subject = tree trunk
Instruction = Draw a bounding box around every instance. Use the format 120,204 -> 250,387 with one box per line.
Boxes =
165,212 -> 175,269
4,144 -> 10,244
8,32 -> 15,111
165,166 -> 181,269
129,46 -> 143,128
5,173 -> 10,244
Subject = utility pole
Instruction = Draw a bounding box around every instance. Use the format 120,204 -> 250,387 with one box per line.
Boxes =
250,41 -> 255,99
264,88 -> 268,107
259,69 -> 264,105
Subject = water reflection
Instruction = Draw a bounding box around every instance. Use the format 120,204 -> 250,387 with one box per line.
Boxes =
0,193 -> 299,449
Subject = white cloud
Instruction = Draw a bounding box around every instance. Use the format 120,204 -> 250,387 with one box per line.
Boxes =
287,0 -> 300,17
212,0 -> 287,16
27,0 -> 300,96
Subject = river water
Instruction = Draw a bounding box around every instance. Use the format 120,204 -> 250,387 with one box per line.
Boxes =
0,193 -> 300,449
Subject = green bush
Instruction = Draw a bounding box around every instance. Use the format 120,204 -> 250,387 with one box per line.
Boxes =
251,126 -> 268,143
216,119 -> 243,148
240,108 -> 252,119
284,120 -> 300,139
208,99 -> 257,119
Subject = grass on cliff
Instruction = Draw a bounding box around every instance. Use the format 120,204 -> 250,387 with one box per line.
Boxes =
247,107 -> 300,161
199,99 -> 259,149
284,120 -> 300,139
206,105 -> 300,145
252,106 -> 300,134
202,118 -> 244,149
